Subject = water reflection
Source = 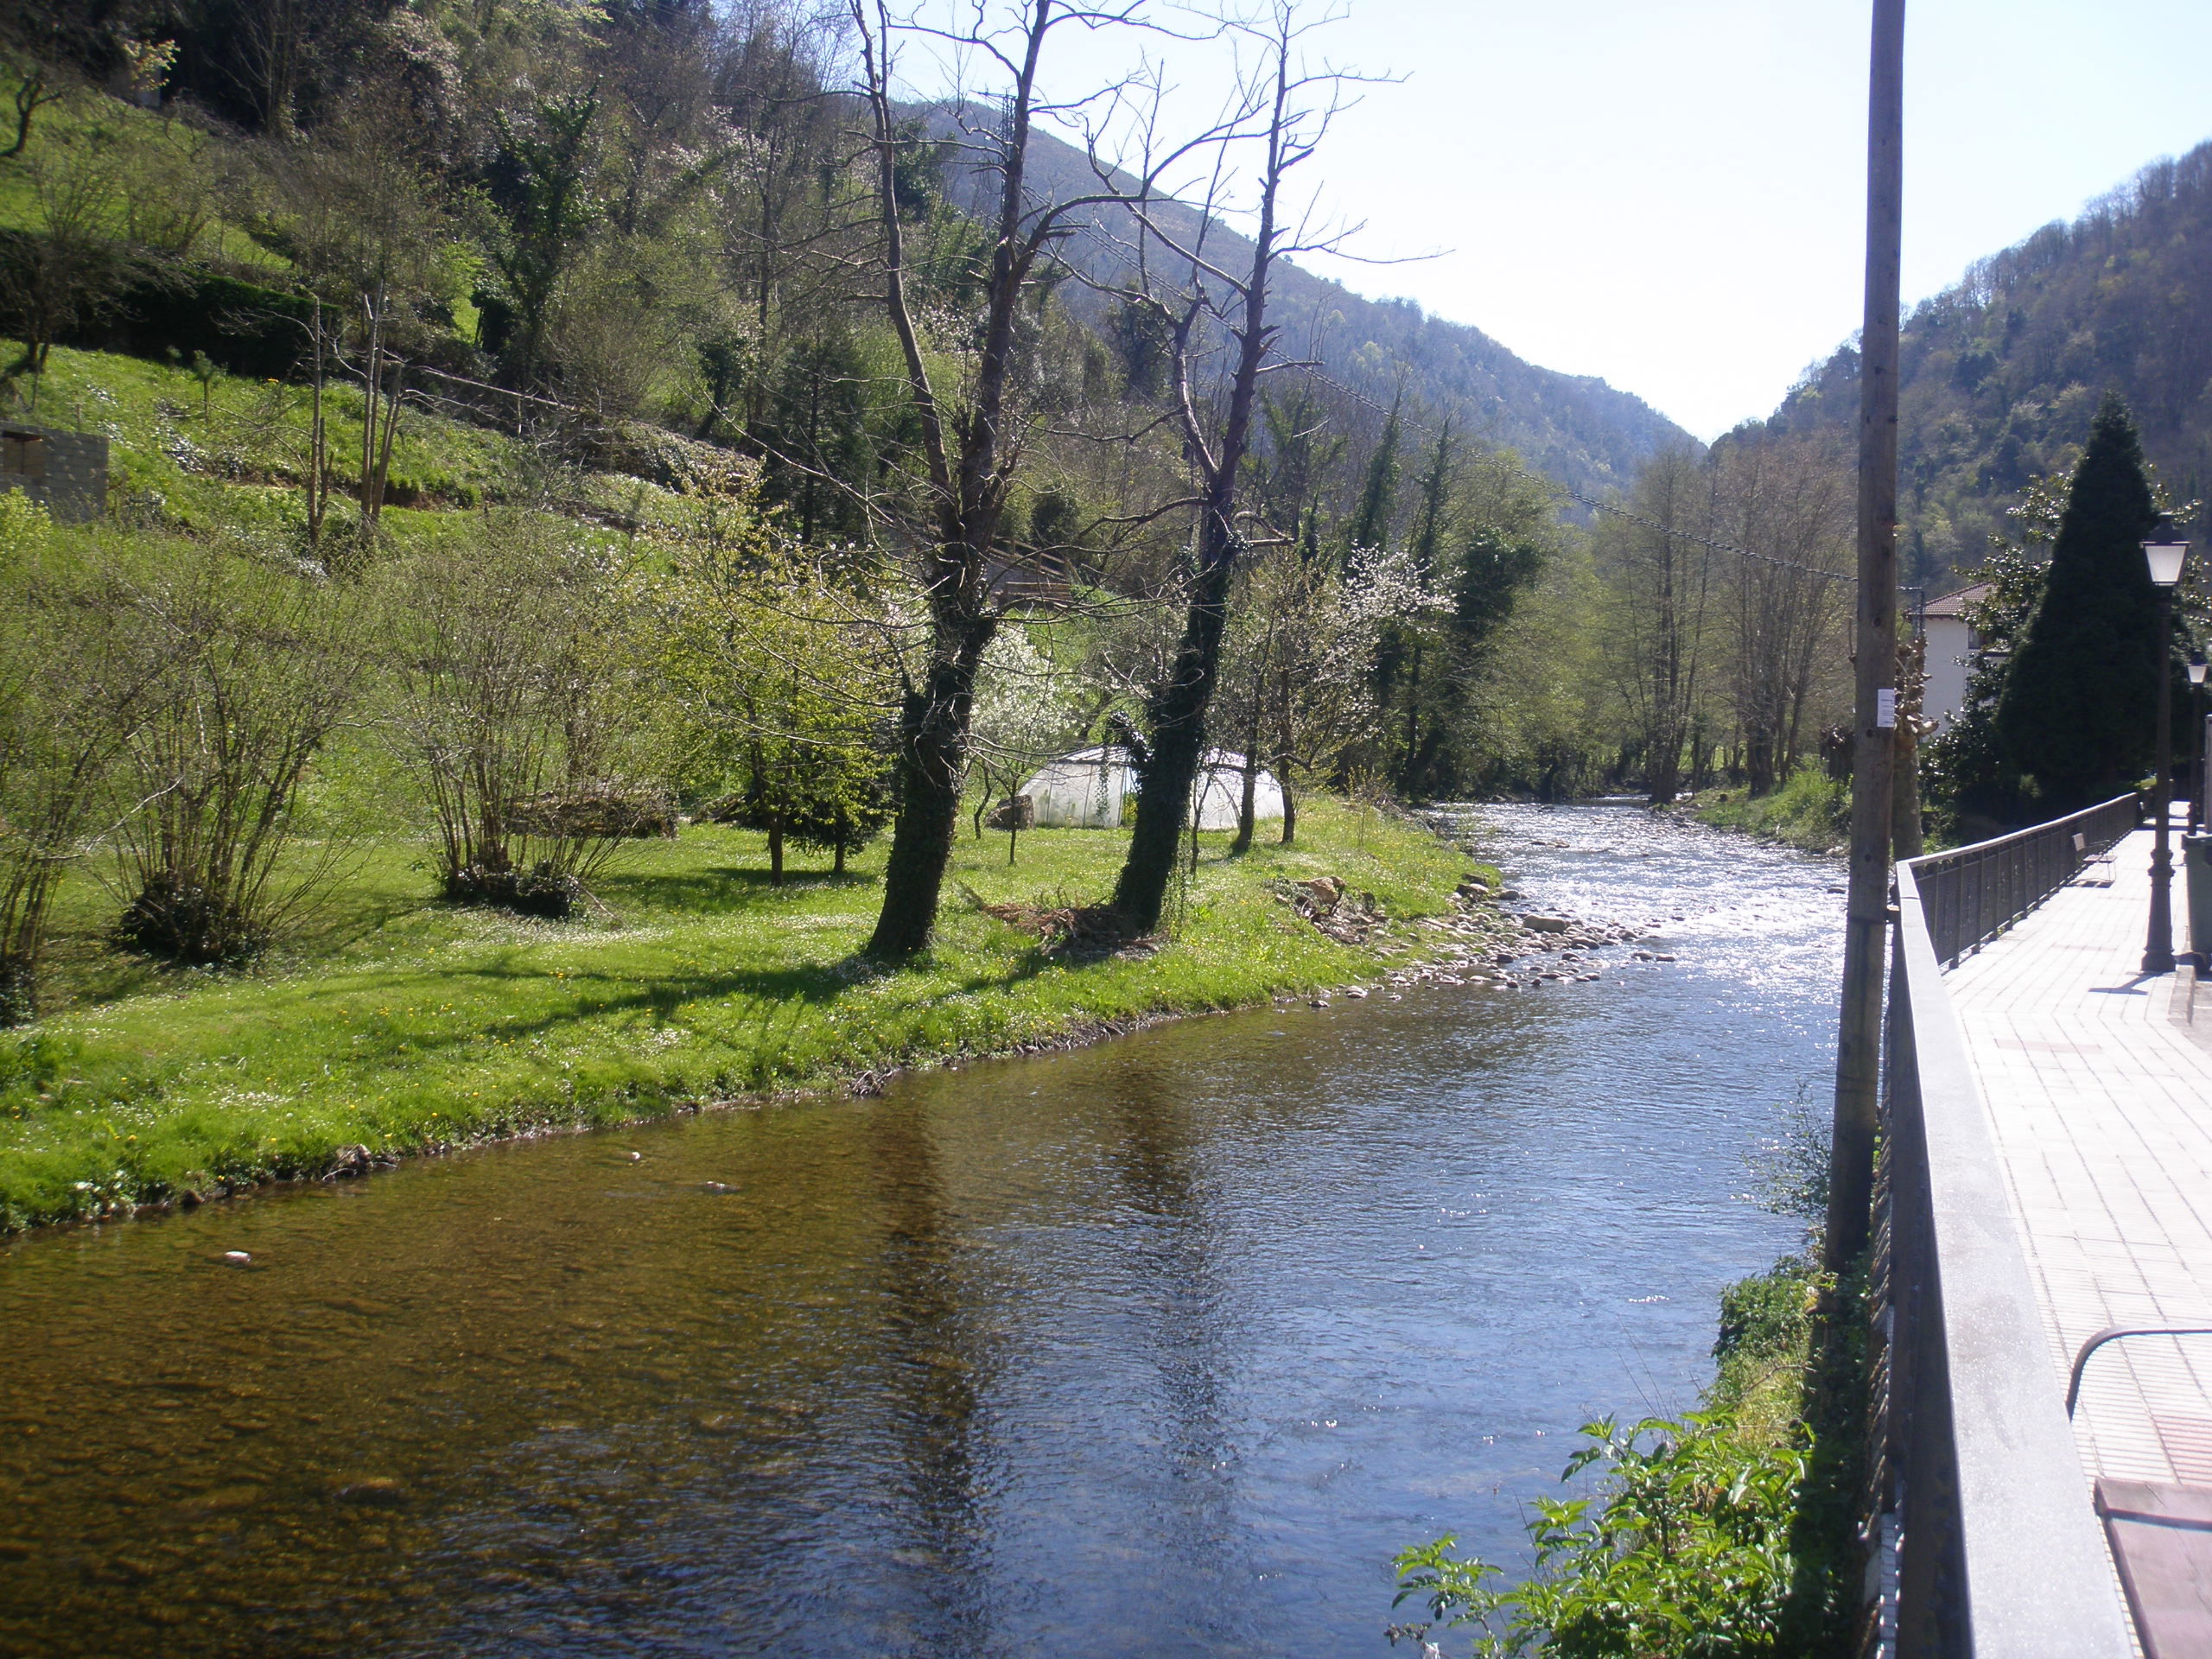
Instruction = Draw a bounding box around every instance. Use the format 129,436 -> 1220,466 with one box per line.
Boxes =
0,805 -> 1839,1656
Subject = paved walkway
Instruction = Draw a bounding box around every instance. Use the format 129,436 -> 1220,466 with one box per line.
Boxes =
1945,826 -> 2212,1495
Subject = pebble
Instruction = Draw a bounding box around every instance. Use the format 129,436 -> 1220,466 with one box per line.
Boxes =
702,1182 -> 735,1195
222,1251 -> 251,1267
332,1478 -> 409,1506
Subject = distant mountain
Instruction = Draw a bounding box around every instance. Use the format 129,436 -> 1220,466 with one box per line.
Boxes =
939,118 -> 1694,503
1765,138 -> 2212,587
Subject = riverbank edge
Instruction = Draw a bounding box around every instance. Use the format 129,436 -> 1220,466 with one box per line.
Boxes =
1394,1249 -> 1870,1653
3,818 -> 1550,1241
1687,768 -> 1853,856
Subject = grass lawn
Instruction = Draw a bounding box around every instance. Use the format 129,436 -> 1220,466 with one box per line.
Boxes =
1,799 -> 1479,1233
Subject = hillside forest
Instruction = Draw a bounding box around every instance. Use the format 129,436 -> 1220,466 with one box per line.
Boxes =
1771,137 -> 2212,591
3,0 -> 1880,1020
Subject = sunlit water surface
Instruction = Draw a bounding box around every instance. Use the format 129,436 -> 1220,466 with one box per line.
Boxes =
0,805 -> 1841,1656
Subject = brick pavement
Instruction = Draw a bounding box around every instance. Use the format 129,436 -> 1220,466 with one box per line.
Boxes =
1943,826 -> 2212,1495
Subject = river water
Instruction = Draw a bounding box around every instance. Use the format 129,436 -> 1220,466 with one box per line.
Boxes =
0,804 -> 1840,1657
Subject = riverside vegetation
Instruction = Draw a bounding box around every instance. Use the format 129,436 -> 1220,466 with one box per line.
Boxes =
0,798 -> 1481,1235
0,331 -> 1533,1235
1393,1096 -> 1866,1659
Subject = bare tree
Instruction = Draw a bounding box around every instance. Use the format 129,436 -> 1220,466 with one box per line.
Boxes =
257,91 -> 448,546
847,0 -> 1148,958
1103,2 -> 1357,929
1599,447 -> 1717,804
1710,434 -> 1852,793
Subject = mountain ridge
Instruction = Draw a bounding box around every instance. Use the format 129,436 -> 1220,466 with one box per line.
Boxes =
935,112 -> 1696,501
1764,137 -> 2212,585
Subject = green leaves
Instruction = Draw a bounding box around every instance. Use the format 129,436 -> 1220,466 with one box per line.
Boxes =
1393,1414 -> 1805,1658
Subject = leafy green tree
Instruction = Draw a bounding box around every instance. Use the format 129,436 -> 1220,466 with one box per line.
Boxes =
1920,474 -> 2067,836
754,327 -> 874,544
480,92 -> 603,390
659,547 -> 895,884
1995,395 -> 2165,808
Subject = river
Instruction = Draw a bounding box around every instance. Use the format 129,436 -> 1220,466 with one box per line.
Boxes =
0,804 -> 1840,1656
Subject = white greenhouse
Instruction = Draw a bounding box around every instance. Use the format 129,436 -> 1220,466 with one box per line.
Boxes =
1017,747 -> 1284,830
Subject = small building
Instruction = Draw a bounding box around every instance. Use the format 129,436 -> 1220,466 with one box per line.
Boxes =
1019,746 -> 1285,830
1921,582 -> 1991,731
1,423 -> 110,524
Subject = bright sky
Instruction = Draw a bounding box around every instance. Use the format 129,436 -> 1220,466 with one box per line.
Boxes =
1268,0 -> 2212,441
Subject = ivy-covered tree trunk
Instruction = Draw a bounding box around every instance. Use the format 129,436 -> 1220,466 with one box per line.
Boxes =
1108,21 -> 1313,931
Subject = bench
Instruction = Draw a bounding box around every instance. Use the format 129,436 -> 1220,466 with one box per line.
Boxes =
2075,830 -> 2117,886
2070,1327 -> 2212,1656
2095,1479 -> 2212,1658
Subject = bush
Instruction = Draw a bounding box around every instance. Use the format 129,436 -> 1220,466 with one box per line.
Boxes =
385,512 -> 649,915
444,861 -> 585,919
1695,765 -> 1847,855
1395,1256 -> 1862,1659
1393,1414 -> 1806,1658
108,531 -> 361,966
113,871 -> 267,964
0,507 -> 160,1020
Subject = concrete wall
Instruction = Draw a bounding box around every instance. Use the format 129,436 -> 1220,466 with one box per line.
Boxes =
0,425 -> 110,524
1924,615 -> 1974,730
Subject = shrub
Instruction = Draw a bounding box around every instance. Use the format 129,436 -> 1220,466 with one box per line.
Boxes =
0,510 -> 163,1019
1393,1415 -> 1806,1658
385,512 -> 647,915
109,533 -> 361,965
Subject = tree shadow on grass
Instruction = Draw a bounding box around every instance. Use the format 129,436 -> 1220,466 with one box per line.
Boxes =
597,866 -> 880,915
340,938 -> 1072,1073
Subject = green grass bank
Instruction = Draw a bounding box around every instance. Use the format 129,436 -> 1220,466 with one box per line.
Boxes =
1692,764 -> 1853,856
0,800 -> 1486,1235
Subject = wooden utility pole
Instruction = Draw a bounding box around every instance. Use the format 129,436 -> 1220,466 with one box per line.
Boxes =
1825,0 -> 1905,1270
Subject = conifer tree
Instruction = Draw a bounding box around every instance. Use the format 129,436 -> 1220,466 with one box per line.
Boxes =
1346,397 -> 1402,558
1995,393 -> 2165,808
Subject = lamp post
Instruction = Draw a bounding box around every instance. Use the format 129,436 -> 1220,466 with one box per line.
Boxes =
2191,652 -> 2209,831
2141,521 -> 2189,975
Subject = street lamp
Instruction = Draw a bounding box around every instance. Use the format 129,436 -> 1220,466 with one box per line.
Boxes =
2191,652 -> 2209,831
2141,518 -> 2190,974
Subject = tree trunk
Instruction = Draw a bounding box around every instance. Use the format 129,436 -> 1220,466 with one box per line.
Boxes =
768,821 -> 784,885
1230,670 -> 1262,855
835,837 -> 847,877
1233,752 -> 1258,855
868,632 -> 990,958
1114,556 -> 1234,930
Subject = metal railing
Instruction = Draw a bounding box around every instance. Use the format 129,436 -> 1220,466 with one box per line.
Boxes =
1863,817 -> 2145,1656
1908,794 -> 2138,967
